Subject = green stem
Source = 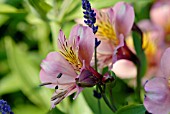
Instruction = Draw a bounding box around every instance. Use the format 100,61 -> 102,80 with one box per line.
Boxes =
135,59 -> 142,103
96,85 -> 101,114
98,85 -> 117,113
94,44 -> 97,71
94,43 -> 101,114
109,89 -> 117,111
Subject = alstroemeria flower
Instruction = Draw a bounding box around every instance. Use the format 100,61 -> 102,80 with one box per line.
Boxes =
112,20 -> 164,79
94,2 -> 135,68
144,47 -> 170,114
40,25 -> 100,108
150,0 -> 170,42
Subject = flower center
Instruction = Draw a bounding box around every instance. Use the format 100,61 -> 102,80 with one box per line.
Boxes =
96,12 -> 119,45
168,79 -> 170,87
142,32 -> 157,58
59,40 -> 82,71
165,18 -> 170,34
127,32 -> 157,65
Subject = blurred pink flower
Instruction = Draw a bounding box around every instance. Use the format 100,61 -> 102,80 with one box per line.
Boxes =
94,2 -> 135,68
40,25 -> 100,108
144,47 -> 170,114
150,0 -> 170,42
112,20 -> 164,79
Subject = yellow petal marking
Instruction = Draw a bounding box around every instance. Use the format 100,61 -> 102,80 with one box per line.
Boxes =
142,32 -> 157,57
95,11 -> 119,45
127,32 -> 157,63
59,40 -> 82,71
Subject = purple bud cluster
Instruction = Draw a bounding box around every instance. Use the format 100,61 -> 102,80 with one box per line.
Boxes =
0,100 -> 13,114
82,0 -> 98,34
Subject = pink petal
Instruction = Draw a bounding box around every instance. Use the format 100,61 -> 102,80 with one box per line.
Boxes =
58,30 -> 67,51
114,2 -> 135,36
112,34 -> 125,64
67,25 -> 95,66
97,40 -> 114,55
73,86 -> 83,100
77,25 -> 95,66
144,77 -> 170,114
40,52 -> 77,88
160,48 -> 170,78
138,20 -> 165,67
150,1 -> 170,31
108,7 -> 115,26
112,59 -> 137,79
138,20 -> 164,44
96,53 -> 112,69
96,40 -> 114,68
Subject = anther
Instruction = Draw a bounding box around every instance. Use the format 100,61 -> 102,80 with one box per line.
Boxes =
51,91 -> 67,101
39,82 -> 52,86
57,73 -> 62,78
55,86 -> 58,89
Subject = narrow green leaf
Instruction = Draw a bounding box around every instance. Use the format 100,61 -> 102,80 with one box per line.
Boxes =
4,36 -> 51,109
28,0 -> 52,20
0,3 -> 25,14
132,31 -> 147,77
0,73 -> 20,95
47,108 -> 65,114
70,94 -> 93,114
13,105 -> 47,114
91,0 -> 152,9
116,104 -> 146,114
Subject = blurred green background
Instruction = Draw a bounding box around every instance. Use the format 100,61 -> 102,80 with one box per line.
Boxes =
0,0 -> 153,114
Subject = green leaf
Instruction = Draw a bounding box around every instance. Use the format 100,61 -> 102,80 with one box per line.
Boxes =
116,104 -> 146,114
70,94 -> 93,114
91,0 -> 152,9
47,108 -> 65,114
28,0 -> 52,20
13,105 -> 47,114
83,88 -> 115,114
132,31 -> 147,77
106,78 -> 134,107
0,3 -> 25,14
102,66 -> 109,75
133,1 -> 153,22
4,36 -> 51,109
0,73 -> 20,95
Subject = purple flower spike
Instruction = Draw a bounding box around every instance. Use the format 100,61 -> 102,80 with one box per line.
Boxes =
0,99 -> 13,114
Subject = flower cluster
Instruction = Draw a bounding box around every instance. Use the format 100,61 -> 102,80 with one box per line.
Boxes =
39,0 -> 170,114
0,99 -> 13,114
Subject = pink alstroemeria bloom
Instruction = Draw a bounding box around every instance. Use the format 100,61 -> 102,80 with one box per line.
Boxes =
150,0 -> 170,41
94,2 -> 135,68
144,48 -> 170,114
40,25 -> 100,108
113,20 -> 164,79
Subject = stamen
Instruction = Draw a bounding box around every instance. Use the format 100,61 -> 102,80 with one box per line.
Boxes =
57,73 -> 62,78
54,97 -> 65,105
39,82 -> 52,86
51,91 -> 67,101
